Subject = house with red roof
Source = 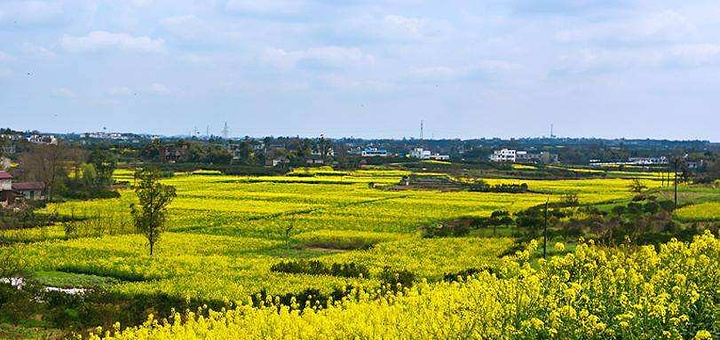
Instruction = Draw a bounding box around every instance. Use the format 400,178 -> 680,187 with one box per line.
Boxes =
0,170 -> 46,207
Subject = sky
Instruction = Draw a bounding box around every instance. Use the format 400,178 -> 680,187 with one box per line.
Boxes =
1,0 -> 719,141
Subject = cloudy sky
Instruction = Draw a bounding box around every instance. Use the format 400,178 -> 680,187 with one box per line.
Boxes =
1,0 -> 719,140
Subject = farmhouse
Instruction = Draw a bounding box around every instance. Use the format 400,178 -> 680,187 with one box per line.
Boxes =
490,149 -> 517,162
0,170 -> 46,207
12,182 -> 46,200
490,149 -> 558,164
160,144 -> 190,163
361,147 -> 389,157
410,148 -> 450,160
627,157 -> 668,165
265,156 -> 289,167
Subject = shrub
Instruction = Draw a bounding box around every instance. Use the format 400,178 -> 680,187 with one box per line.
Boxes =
270,260 -> 370,278
379,266 -> 415,290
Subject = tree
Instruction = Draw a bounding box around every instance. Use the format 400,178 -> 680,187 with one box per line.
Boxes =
19,143 -> 70,200
561,193 -> 580,207
130,168 -> 176,255
88,149 -> 117,188
628,179 -> 647,194
488,210 -> 513,236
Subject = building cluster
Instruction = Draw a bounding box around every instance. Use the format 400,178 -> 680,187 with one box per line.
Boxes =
80,132 -> 131,140
489,149 -> 558,164
160,144 -> 190,163
0,171 -> 46,207
409,148 -> 450,160
1,132 -> 58,146
354,147 -> 389,157
627,157 -> 669,165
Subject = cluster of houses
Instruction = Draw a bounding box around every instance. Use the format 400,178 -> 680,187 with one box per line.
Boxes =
0,171 -> 46,207
489,149 -> 559,164
347,146 -> 449,160
1,133 -> 57,146
409,148 -> 450,160
80,131 -> 135,141
360,147 -> 389,157
0,132 -> 58,156
590,156 -> 702,169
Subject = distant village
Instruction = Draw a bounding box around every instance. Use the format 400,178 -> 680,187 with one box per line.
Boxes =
1,128 -> 716,197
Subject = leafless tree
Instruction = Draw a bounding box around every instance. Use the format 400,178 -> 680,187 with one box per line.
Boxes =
18,143 -> 70,200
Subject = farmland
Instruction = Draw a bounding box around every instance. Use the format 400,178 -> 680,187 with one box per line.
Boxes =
1,167 -> 718,339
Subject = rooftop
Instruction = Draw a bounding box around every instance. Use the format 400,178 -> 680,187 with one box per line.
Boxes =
12,182 -> 45,191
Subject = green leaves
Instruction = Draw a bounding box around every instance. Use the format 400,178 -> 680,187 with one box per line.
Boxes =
131,168 -> 177,255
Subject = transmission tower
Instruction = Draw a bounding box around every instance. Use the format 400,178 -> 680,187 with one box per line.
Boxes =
222,122 -> 229,140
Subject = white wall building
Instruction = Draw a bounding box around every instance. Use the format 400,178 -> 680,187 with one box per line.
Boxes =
410,148 -> 450,160
490,149 -> 517,162
361,147 -> 389,157
0,171 -> 11,191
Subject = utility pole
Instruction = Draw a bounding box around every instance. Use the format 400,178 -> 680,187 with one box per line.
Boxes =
674,160 -> 678,207
543,198 -> 549,259
420,120 -> 424,140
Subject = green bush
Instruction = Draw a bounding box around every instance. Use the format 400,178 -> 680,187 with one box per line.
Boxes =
270,260 -> 370,278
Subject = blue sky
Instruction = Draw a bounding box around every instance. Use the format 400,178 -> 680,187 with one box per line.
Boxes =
1,0 -> 719,140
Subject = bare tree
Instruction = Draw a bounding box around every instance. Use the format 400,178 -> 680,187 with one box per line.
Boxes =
19,143 -> 70,200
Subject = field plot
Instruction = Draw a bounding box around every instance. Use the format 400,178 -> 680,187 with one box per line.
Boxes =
675,202 -> 720,222
1,170 -> 669,308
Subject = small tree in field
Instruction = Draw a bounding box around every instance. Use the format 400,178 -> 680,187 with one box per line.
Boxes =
628,179 -> 647,194
130,168 -> 176,255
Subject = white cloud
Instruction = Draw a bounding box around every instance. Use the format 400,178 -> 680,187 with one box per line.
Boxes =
107,84 -> 181,97
60,31 -> 165,53
225,0 -> 306,15
21,42 -> 56,59
318,75 -> 395,92
0,51 -> 15,62
383,15 -> 426,39
261,46 -> 374,71
53,87 -> 77,99
556,10 -> 696,44
667,44 -> 720,66
410,66 -> 461,81
340,14 -> 450,42
160,14 -> 204,39
0,1 -> 63,25
146,83 -> 172,95
554,44 -> 720,75
301,46 -> 374,69
108,87 -> 132,96
409,61 -> 522,82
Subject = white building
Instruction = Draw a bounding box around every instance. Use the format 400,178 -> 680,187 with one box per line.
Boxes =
27,135 -> 57,145
628,157 -> 668,165
490,149 -> 558,164
361,147 -> 389,157
410,148 -> 450,160
490,149 -> 517,162
0,171 -> 11,191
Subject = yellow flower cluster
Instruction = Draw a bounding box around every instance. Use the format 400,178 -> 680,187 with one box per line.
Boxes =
91,232 -> 719,340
